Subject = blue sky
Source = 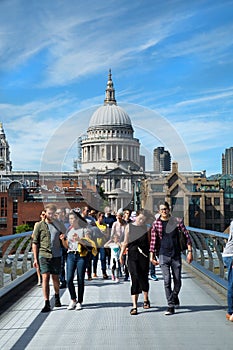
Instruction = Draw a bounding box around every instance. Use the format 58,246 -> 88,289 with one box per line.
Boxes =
0,0 -> 233,176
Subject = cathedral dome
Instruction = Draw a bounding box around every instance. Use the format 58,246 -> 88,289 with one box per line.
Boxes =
89,104 -> 132,127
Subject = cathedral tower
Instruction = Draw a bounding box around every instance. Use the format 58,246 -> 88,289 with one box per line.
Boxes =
0,123 -> 12,172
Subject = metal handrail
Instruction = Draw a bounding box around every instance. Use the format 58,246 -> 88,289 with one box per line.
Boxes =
0,227 -> 229,290
186,227 -> 228,280
0,231 -> 33,288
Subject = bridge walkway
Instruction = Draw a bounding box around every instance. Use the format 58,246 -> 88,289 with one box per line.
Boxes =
0,264 -> 232,350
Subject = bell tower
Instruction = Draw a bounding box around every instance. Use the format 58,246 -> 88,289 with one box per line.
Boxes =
0,123 -> 12,172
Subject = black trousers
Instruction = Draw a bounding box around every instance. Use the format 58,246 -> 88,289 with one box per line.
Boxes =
128,253 -> 149,295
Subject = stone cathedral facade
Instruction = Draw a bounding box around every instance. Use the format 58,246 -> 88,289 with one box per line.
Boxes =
78,70 -> 145,211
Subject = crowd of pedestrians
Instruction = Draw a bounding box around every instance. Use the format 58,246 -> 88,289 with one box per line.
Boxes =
32,202 -> 195,316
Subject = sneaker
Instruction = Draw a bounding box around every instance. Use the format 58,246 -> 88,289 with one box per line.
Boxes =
174,296 -> 180,308
164,307 -> 175,315
112,275 -> 115,281
115,278 -> 119,283
67,300 -> 77,310
76,303 -> 82,311
103,273 -> 109,279
41,303 -> 51,313
124,276 -> 129,281
150,274 -> 159,281
93,273 -> 98,278
55,298 -> 61,307
88,277 -> 92,281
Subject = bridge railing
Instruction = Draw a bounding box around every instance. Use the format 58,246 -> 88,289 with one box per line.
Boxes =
0,232 -> 33,288
0,227 -> 229,290
186,227 -> 228,279
182,227 -> 229,295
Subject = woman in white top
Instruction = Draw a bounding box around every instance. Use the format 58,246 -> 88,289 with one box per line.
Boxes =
60,210 -> 89,311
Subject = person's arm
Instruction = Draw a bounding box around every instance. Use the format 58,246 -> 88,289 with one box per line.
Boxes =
32,222 -> 40,268
186,243 -> 193,264
111,222 -> 116,238
104,239 -> 112,248
150,222 -> 159,265
32,242 -> 39,269
104,225 -> 110,240
60,234 -> 68,249
178,219 -> 193,264
119,224 -> 129,264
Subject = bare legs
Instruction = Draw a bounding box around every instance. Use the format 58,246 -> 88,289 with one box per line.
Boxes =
42,273 -> 60,301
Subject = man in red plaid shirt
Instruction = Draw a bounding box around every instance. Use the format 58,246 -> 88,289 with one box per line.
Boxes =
150,201 -> 193,315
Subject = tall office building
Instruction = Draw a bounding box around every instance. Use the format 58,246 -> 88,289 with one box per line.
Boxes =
153,147 -> 171,173
222,147 -> 233,175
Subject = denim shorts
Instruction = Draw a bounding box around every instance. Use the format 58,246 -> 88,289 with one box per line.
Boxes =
39,256 -> 61,275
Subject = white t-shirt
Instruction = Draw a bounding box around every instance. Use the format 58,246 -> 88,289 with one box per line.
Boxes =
66,227 -> 85,252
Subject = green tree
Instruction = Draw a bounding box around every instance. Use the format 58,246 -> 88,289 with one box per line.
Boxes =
15,224 -> 33,234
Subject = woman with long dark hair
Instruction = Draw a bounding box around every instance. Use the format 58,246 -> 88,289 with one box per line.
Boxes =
120,211 -> 151,315
60,210 -> 89,311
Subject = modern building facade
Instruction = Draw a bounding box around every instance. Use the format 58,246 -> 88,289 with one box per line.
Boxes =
153,147 -> 171,173
222,147 -> 233,175
142,162 -> 226,232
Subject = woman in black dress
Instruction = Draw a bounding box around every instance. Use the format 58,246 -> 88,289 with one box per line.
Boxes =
120,211 -> 151,315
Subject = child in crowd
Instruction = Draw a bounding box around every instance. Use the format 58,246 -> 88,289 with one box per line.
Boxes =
104,234 -> 121,283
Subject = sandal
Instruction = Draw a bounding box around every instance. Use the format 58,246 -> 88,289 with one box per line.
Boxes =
130,307 -> 138,315
143,300 -> 150,309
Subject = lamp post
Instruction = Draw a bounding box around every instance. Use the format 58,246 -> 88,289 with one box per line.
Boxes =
133,180 -> 141,211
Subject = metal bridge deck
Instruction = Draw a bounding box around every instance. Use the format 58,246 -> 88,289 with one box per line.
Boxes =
0,265 -> 232,350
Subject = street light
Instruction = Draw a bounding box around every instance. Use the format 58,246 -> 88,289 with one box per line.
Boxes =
133,179 -> 141,211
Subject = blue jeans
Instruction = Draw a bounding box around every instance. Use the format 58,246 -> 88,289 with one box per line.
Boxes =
93,248 -> 107,274
223,256 -> 233,315
159,254 -> 182,307
66,252 -> 87,303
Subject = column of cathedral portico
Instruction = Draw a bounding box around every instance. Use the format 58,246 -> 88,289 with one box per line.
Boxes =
104,179 -> 107,192
107,178 -> 111,192
94,144 -> 97,161
110,144 -> 112,160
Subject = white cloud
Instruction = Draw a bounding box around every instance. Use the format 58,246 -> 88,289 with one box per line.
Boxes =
176,88 -> 233,107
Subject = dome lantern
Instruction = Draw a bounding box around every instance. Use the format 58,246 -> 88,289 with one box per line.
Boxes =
104,69 -> 116,106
